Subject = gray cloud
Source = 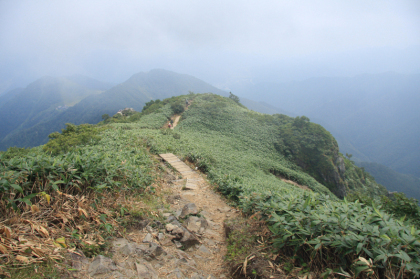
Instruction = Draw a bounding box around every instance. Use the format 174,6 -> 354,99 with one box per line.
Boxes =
0,0 -> 419,87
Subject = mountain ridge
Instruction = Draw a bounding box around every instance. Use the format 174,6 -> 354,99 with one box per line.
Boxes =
1,70 -> 418,203
0,69 -> 286,150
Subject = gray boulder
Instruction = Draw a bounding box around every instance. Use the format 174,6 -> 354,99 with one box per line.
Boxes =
180,203 -> 199,218
88,255 -> 117,276
136,262 -> 158,279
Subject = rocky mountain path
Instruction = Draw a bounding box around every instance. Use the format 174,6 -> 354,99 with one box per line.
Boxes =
68,153 -> 238,278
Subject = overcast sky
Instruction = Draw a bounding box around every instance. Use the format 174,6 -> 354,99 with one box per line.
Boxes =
1,0 -> 419,90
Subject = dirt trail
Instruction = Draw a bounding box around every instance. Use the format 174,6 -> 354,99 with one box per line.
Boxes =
158,154 -> 238,277
169,100 -> 191,129
69,154 -> 237,278
170,115 -> 181,129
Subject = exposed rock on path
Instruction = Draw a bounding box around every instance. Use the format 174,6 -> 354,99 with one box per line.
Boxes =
68,154 -> 237,278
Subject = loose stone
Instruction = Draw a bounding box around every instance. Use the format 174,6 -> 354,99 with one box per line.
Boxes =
180,203 -> 199,218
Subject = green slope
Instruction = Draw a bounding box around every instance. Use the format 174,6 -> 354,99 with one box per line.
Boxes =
128,93 -> 419,276
2,93 -> 419,277
0,69 -> 287,150
133,93 -> 386,199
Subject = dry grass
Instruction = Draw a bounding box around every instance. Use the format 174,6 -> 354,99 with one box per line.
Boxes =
0,179 -> 167,278
224,213 -> 335,279
224,213 -> 288,279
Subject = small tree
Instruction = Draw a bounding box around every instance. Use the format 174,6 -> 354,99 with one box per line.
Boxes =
229,92 -> 240,104
171,102 -> 185,114
293,116 -> 310,128
102,114 -> 110,121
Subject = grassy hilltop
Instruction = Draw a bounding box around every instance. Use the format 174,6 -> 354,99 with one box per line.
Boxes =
1,93 -> 420,278
134,93 -> 386,199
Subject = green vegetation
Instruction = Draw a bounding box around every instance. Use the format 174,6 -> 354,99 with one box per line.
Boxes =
2,260 -> 66,279
343,157 -> 386,198
0,147 -> 31,159
348,191 -> 420,228
228,91 -> 240,104
276,115 -> 344,193
170,101 -> 185,114
139,93 -> 384,199
264,192 -> 420,278
0,127 -> 154,211
43,123 -> 105,155
1,92 -> 419,277
132,93 -> 418,277
100,95 -> 189,127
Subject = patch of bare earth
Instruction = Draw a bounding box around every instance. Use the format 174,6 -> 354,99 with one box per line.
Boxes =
280,179 -> 311,191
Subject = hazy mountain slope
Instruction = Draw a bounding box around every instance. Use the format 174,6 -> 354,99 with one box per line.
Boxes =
65,74 -> 115,91
357,161 -> 420,202
0,76 -> 107,142
0,69 -> 228,149
0,69 -> 285,150
0,88 -> 24,106
235,72 -> 420,178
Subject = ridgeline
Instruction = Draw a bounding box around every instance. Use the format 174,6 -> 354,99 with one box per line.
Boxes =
1,93 -> 419,278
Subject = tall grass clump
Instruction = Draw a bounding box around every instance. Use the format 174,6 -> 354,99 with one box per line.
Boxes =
0,126 -> 153,212
247,192 -> 420,278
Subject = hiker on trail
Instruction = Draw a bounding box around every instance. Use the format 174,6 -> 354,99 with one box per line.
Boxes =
170,119 -> 174,125
168,123 -> 171,128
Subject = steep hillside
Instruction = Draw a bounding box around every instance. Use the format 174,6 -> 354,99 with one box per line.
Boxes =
0,88 -> 23,106
0,76 -> 110,145
234,72 -> 420,178
357,161 -> 420,202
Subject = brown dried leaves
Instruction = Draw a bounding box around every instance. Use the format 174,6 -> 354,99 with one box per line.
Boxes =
0,191 -> 124,266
